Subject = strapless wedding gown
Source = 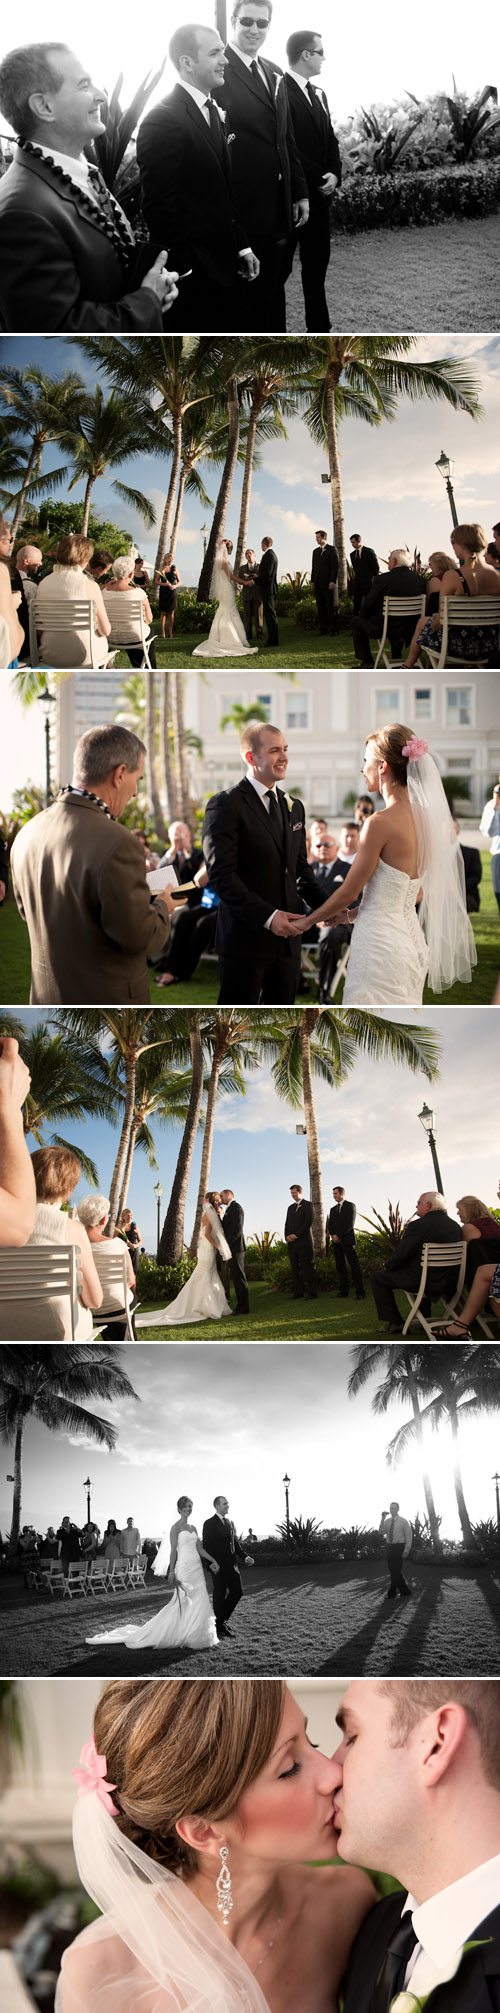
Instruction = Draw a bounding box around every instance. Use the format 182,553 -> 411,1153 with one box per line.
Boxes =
343,857 -> 429,1004
86,1529 -> 218,1650
137,1226 -> 232,1328
192,560 -> 257,657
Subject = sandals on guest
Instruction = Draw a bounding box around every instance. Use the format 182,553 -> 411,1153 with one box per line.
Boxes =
430,1320 -> 471,1339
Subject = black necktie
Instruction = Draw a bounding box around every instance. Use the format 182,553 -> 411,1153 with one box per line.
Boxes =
204,98 -> 223,153
371,1916 -> 419,2013
266,789 -> 281,831
252,58 -> 270,95
306,80 -> 322,124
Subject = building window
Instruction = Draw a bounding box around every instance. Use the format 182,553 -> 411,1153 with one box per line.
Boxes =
413,686 -> 432,720
375,687 -> 400,725
447,757 -> 472,773
446,685 -> 473,727
286,691 -> 310,731
255,692 -> 272,720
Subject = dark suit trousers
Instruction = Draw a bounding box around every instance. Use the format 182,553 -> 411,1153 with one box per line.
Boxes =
371,1267 -> 431,1324
217,944 -> 300,1005
153,906 -> 216,980
218,1249 -> 249,1310
386,1543 -> 410,1595
166,271 -> 236,334
288,1235 -> 317,1296
352,611 -> 405,666
261,592 -> 279,645
334,1234 -> 364,1296
314,582 -> 336,634
212,1563 -> 243,1627
298,200 -> 331,330
319,923 -> 352,994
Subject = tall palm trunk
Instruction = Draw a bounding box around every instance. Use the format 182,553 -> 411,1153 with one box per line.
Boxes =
144,674 -> 166,838
404,1352 -> 442,1552
234,395 -> 261,576
81,474 -> 95,537
159,1015 -> 204,1263
154,414 -> 183,572
108,1057 -> 138,1233
11,444 -> 40,540
198,375 -> 240,601
189,1043 -> 223,1254
117,1116 -> 139,1218
170,465 -> 187,557
172,673 -> 190,818
160,671 -> 178,819
8,1416 -> 24,1555
301,1009 -> 325,1251
326,369 -> 348,596
449,1404 -> 475,1546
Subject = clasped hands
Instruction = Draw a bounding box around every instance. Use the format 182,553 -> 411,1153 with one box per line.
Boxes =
270,907 -> 352,937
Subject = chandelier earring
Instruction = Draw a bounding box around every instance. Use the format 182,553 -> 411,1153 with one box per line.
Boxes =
216,1844 -> 234,1926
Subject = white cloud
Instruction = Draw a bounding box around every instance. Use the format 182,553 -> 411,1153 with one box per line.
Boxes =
177,529 -> 200,546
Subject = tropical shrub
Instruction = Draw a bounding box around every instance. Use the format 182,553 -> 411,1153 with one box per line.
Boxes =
275,1514 -> 323,1549
136,1254 -> 196,1301
165,591 -> 218,635
470,1519 -> 500,1556
295,592 -> 354,631
37,501 -> 133,558
441,774 -> 472,807
331,159 -> 500,232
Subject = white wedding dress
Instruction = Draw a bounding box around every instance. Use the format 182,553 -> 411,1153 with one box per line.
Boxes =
138,1205 -> 232,1328
192,547 -> 258,657
343,858 -> 429,1004
86,1529 -> 218,1651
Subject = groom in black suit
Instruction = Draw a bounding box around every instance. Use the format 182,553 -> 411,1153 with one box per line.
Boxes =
220,1188 -> 249,1314
202,1494 -> 254,1639
137,24 -> 258,332
335,1678 -> 500,2013
214,0 -> 309,329
258,538 -> 279,645
202,718 -> 323,1003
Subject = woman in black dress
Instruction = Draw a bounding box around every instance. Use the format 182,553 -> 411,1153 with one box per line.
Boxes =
155,550 -> 181,640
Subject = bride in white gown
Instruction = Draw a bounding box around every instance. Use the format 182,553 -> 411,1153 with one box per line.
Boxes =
86,1497 -> 219,1651
287,724 -> 476,1005
138,1195 -> 232,1329
192,539 -> 258,657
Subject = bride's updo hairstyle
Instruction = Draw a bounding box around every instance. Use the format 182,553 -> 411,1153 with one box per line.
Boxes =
94,1679 -> 285,1874
365,722 -> 413,789
205,1191 -> 220,1210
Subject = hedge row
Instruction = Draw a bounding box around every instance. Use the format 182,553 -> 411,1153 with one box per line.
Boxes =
331,159 -> 500,233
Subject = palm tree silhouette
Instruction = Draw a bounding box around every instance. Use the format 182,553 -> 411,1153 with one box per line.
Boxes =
0,1343 -> 138,1554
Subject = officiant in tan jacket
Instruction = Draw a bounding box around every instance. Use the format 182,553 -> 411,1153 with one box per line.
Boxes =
11,724 -> 180,1005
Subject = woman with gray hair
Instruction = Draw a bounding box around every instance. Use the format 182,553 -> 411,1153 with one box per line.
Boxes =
103,555 -> 157,667
77,1195 -> 138,1339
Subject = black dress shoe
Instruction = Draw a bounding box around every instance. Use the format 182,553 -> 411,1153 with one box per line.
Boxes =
307,1291 -> 318,1300
235,1305 -> 250,1316
381,1323 -> 404,1336
292,1292 -> 304,1299
356,1291 -> 366,1301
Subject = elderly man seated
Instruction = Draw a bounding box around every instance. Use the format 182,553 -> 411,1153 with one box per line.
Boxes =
352,547 -> 427,667
76,1194 -> 138,1338
370,1190 -> 462,1335
102,555 -> 157,665
0,41 -> 178,331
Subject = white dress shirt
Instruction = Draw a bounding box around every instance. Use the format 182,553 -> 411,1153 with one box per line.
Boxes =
287,68 -> 325,107
246,769 -> 280,926
401,1853 -> 500,1999
177,78 -> 211,123
38,144 -> 98,201
380,1511 -> 412,1552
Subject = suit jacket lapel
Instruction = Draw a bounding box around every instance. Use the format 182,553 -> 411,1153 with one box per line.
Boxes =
227,44 -> 276,108
277,786 -> 295,869
239,777 -> 284,859
177,85 -> 230,178
14,146 -> 117,242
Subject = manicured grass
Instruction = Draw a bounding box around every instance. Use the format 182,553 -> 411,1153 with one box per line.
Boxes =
2,855 -> 498,1005
287,213 -> 500,334
112,613 -> 354,671
135,1276 -> 461,1342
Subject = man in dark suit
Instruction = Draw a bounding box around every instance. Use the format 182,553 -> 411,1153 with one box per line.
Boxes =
151,817 -> 207,984
220,1188 -> 249,1314
335,1678 -> 500,2013
285,31 -> 341,330
349,533 -> 380,613
137,23 -> 258,333
371,1190 -> 462,1333
202,1493 -> 254,1639
311,529 -> 339,634
316,823 -> 360,1001
258,537 -> 279,645
215,0 -> 309,329
202,718 -> 323,1003
284,1183 -> 317,1298
352,548 -> 427,666
326,1184 -> 365,1298
158,820 -> 204,895
239,548 -> 263,641
0,43 -> 174,332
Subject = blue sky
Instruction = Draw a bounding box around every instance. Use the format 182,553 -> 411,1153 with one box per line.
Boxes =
2,335 -> 499,589
1,1341 -> 494,1545
4,1005 -> 499,1252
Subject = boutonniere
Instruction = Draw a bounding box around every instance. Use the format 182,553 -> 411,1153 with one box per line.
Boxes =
390,1938 -> 493,2011
227,131 -> 236,144
284,792 -> 294,815
215,104 -> 226,123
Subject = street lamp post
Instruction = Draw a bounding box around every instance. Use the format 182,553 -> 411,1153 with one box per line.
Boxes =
153,1179 -> 164,1258
83,1475 -> 93,1525
37,682 -> 57,806
493,1472 -> 500,1535
283,1472 -> 290,1540
435,450 -> 458,528
418,1103 -> 445,1196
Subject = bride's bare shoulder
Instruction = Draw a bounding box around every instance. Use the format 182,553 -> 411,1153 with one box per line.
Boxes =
61,1924 -> 139,1999
287,1861 -> 377,1937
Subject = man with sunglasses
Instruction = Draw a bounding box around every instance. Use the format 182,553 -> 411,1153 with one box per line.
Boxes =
215,0 -> 309,329
285,30 -> 341,330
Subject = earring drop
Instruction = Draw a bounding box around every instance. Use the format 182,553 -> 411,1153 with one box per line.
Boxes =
216,1844 -> 233,1926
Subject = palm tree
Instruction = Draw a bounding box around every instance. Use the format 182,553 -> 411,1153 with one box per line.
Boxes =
168,404 -> 235,557
0,1344 -> 138,1553
220,700 -> 269,736
144,671 -> 166,838
0,365 -> 86,539
189,1012 -> 263,1254
76,336 -> 219,571
158,1012 -> 205,1264
66,1010 -> 192,1233
348,1344 -> 442,1551
114,1048 -> 195,1218
55,385 -> 158,536
233,339 -> 312,576
382,1345 -> 500,1548
301,337 -> 482,593
0,1016 -> 114,1184
197,370 -> 241,602
269,1009 -> 441,1250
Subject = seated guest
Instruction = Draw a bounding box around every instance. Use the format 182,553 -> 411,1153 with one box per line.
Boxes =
434,1258 -> 500,1337
77,1192 -> 138,1337
310,832 -> 338,876
406,523 -> 500,666
0,1145 -> 102,1339
102,553 -> 157,665
370,1190 -> 462,1335
352,547 -> 427,666
456,1192 -> 500,1283
86,547 -> 114,584
487,540 -> 500,571
349,534 -> 379,611
159,819 -> 204,887
353,793 -> 375,827
0,42 -> 178,331
153,860 -> 218,987
316,822 -> 360,1002
116,1207 -> 143,1277
11,542 -> 43,660
0,836 -> 8,907
453,818 -> 482,913
0,512 -> 24,667
0,1035 -> 36,1247
307,815 -> 328,860
285,31 -> 341,332
35,533 -> 111,666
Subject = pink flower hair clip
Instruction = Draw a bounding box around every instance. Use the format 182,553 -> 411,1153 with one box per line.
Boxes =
402,737 -> 428,761
73,1737 -> 118,1817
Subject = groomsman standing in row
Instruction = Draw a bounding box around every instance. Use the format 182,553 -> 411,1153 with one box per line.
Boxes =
215,0 -> 309,328
285,30 -> 342,330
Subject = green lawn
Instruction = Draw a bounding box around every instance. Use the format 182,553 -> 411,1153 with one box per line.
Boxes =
112,613 -> 354,670
2,856 -> 497,1005
135,1276 -> 470,1342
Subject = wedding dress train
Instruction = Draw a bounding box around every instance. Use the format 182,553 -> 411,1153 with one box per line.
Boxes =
192,545 -> 258,657
137,1205 -> 232,1328
86,1529 -> 218,1651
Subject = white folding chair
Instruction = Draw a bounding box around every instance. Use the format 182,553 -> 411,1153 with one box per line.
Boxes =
128,1552 -> 148,1590
417,595 -> 500,667
373,594 -> 426,667
0,1244 -> 81,1339
403,1240 -> 466,1337
328,940 -> 351,999
91,1248 -> 136,1339
44,1563 -> 67,1597
86,1559 -> 111,1595
30,595 -> 107,669
107,1558 -> 132,1592
102,594 -> 154,669
64,1561 -> 89,1597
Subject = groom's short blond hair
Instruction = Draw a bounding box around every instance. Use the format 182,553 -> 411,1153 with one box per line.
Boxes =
379,1680 -> 500,1788
241,720 -> 278,761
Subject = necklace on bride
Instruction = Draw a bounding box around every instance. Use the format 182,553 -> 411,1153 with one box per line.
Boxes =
251,1908 -> 284,1974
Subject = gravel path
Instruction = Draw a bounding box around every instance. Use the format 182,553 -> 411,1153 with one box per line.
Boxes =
286,213 -> 500,331
5,1559 -> 500,1678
